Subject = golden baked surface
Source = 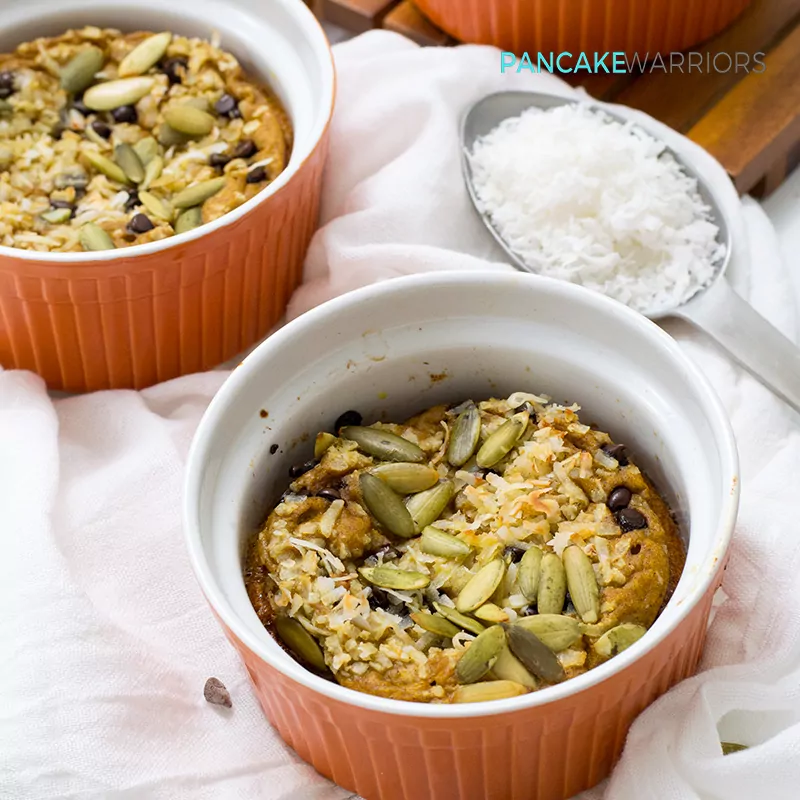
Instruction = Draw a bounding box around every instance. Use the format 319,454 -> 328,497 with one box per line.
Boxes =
0,27 -> 291,251
245,393 -> 685,704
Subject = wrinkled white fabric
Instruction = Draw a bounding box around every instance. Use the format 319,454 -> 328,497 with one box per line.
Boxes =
2,31 -> 799,800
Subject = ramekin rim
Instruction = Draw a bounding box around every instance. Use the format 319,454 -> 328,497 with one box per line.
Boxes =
0,0 -> 335,266
183,270 -> 740,719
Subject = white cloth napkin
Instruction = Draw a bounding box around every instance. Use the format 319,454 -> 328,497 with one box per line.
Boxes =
3,31 -> 800,800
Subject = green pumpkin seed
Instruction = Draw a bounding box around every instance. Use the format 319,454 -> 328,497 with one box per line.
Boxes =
473,603 -> 509,623
133,136 -> 159,165
721,742 -> 748,755
453,680 -> 528,703
40,207 -> 72,224
593,623 -> 647,658
0,99 -> 13,116
55,169 -> 88,190
83,77 -> 155,111
359,472 -> 416,538
503,623 -> 565,683
164,105 -> 216,138
514,614 -> 582,652
79,223 -> 115,251
114,143 -> 145,183
456,559 -> 506,613
537,553 -> 566,615
410,611 -> 460,638
447,402 -> 481,467
456,625 -> 506,684
157,123 -> 190,148
141,155 -> 163,190
340,426 -> 425,463
173,206 -> 202,234
274,616 -> 326,671
490,643 -> 537,689
172,177 -> 227,209
405,480 -> 455,532
314,432 -> 336,460
83,150 -> 129,184
420,526 -> 471,558
563,545 -> 600,624
358,565 -> 430,591
138,190 -> 173,222
182,97 -> 212,112
433,602 -> 486,635
371,462 -> 439,494
60,46 -> 105,93
518,545 -> 543,601
118,32 -> 172,77
476,411 -> 530,468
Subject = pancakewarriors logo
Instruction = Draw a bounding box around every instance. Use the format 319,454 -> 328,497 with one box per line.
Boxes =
501,51 -> 766,75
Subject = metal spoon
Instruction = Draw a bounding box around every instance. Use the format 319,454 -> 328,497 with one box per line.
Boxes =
461,90 -> 800,415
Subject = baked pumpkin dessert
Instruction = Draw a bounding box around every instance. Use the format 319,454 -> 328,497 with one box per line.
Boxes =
245,392 -> 685,703
0,26 -> 291,251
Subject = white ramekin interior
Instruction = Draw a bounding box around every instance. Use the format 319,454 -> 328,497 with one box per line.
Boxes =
0,0 -> 334,263
184,271 -> 739,718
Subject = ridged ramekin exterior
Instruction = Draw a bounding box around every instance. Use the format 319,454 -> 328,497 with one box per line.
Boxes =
0,134 -> 328,392
415,0 -> 754,57
221,554 -> 726,800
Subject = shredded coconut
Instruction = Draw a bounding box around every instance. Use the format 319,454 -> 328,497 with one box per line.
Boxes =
467,104 -> 725,314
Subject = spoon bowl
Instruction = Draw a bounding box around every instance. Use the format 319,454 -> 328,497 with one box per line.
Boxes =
460,90 -> 800,415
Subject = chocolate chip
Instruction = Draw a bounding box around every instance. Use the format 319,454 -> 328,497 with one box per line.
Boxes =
607,486 -> 632,512
124,191 -> 140,212
214,92 -> 238,116
288,459 -> 317,479
209,152 -> 231,169
245,166 -> 266,184
334,410 -> 362,430
90,120 -> 112,139
111,105 -> 137,123
503,545 -> 526,563
630,543 -> 642,555
232,139 -> 257,159
616,507 -> 647,532
0,71 -> 15,99
317,488 -> 340,502
203,677 -> 232,708
269,443 -> 279,455
127,213 -> 154,234
602,443 -> 629,466
162,56 -> 188,85
72,97 -> 91,115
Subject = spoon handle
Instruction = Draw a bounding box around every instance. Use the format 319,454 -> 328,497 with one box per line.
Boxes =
672,276 -> 800,415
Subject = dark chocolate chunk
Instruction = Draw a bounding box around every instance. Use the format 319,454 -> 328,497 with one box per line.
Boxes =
203,677 -> 232,708
288,459 -> 317,479
111,105 -> 137,123
90,120 -> 112,139
334,410 -> 362,431
607,486 -> 632,512
127,213 -> 155,234
616,507 -> 647,532
162,56 -> 188,85
232,139 -> 257,159
0,71 -> 15,99
602,443 -> 629,466
214,92 -> 238,116
245,166 -> 266,184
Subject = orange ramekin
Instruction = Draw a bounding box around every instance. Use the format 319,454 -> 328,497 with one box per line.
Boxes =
414,0 -> 755,57
184,272 -> 740,800
0,0 -> 335,392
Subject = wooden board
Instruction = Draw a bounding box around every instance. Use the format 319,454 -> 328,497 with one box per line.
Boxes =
317,0 -> 800,197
